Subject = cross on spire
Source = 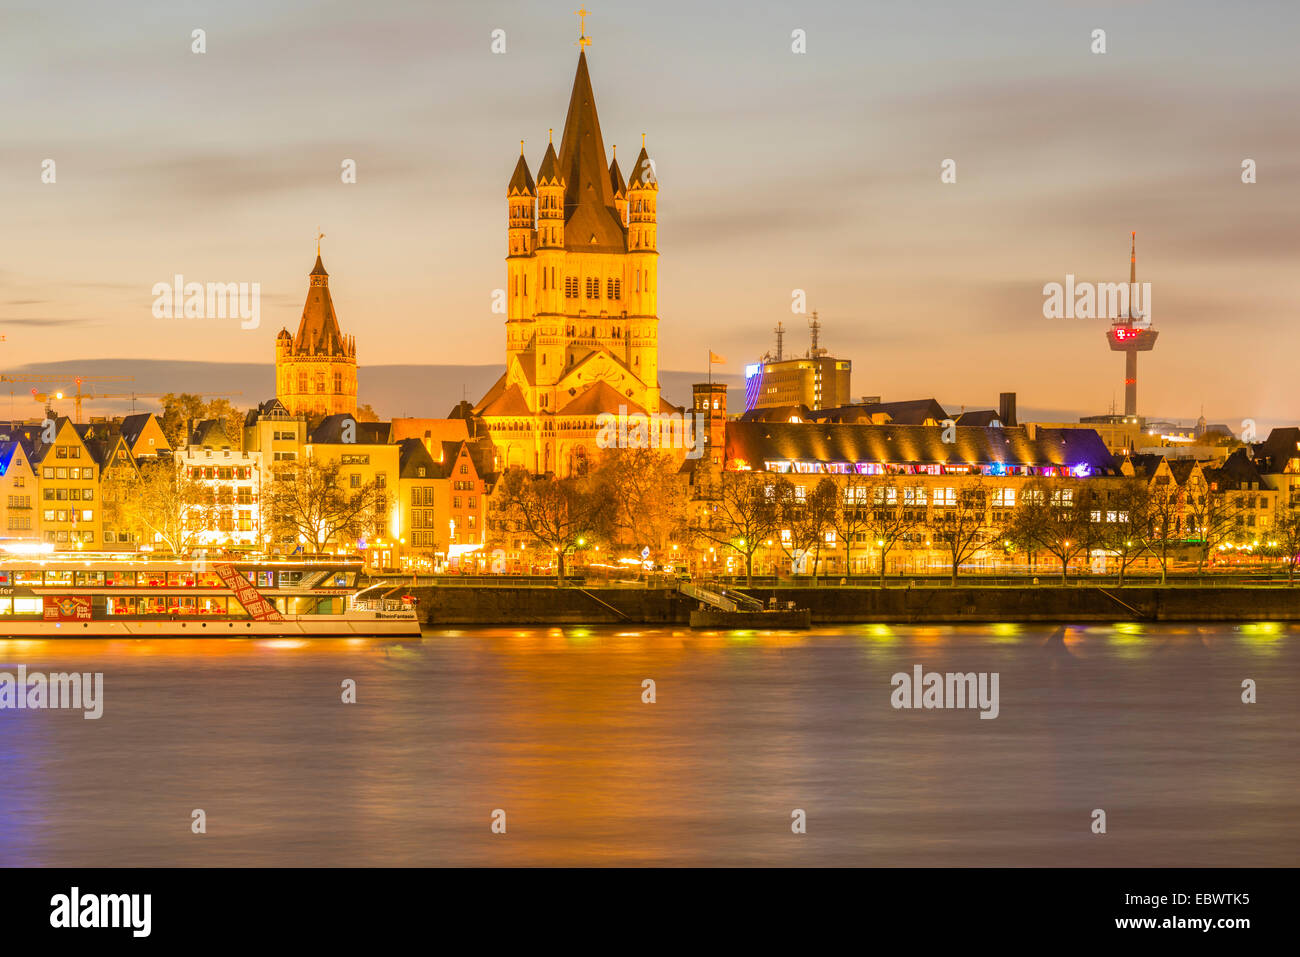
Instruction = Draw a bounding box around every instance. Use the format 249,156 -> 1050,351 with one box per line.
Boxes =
316,228 -> 325,256
575,7 -> 591,47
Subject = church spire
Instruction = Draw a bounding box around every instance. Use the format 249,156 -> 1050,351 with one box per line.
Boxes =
556,49 -> 625,251
295,249 -> 348,355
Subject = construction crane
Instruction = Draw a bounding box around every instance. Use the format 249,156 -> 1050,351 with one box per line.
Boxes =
25,387 -> 242,423
1,375 -> 135,423
3,374 -> 241,421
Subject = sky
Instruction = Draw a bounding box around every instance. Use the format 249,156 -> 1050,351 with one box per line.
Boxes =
1,0 -> 1297,426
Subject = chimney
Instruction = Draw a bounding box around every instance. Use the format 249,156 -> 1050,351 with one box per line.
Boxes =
998,392 -> 1017,427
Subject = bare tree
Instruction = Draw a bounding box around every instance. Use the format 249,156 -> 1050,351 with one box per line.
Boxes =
777,478 -> 838,583
593,448 -> 688,559
1272,506 -> 1300,584
692,471 -> 788,585
113,457 -> 211,556
1009,479 -> 1099,583
1185,484 -> 1245,575
831,471 -> 874,578
265,457 -> 385,554
1144,476 -> 1182,584
496,468 -> 615,580
863,479 -> 925,585
932,478 -> 993,585
1099,477 -> 1155,585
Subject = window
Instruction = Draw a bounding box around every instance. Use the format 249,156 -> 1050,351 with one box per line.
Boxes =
298,372 -> 308,393
606,278 -> 622,299
934,488 -> 957,507
350,474 -> 361,488
565,276 -> 579,298
991,488 -> 1015,508
334,371 -> 343,392
585,277 -> 600,300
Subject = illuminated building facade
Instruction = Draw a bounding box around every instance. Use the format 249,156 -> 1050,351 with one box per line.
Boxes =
475,38 -> 676,477
275,253 -> 358,419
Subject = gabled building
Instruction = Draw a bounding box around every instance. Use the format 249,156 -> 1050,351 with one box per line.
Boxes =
397,438 -> 441,567
307,414 -> 398,567
178,418 -> 262,551
0,441 -> 38,545
116,413 -> 171,459
7,417 -> 101,550
83,430 -> 142,549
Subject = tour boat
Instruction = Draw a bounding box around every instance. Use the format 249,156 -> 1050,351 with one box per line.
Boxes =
0,557 -> 422,637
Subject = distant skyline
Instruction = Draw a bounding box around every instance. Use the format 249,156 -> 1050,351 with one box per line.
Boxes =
2,0 -> 1298,425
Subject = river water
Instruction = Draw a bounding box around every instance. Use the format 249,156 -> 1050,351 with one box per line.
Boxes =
0,623 -> 1294,866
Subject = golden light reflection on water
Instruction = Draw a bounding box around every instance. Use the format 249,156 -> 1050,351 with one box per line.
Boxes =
0,624 -> 1295,866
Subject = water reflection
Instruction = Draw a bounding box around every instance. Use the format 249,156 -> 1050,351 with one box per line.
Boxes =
0,624 -> 1295,866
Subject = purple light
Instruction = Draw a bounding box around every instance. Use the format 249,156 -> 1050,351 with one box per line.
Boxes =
1072,463 -> 1091,478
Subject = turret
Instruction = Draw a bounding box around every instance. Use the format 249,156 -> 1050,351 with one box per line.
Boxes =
626,136 -> 657,252
536,131 -> 564,250
507,142 -> 536,259
609,145 -> 628,225
625,134 -> 659,411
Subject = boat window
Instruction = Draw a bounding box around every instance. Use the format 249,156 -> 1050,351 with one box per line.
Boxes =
196,572 -> 224,588
15,570 -> 42,586
197,597 -> 227,615
139,570 -> 168,587
167,597 -> 198,615
168,572 -> 197,588
277,570 -> 304,587
0,598 -> 10,615
105,571 -> 136,587
138,597 -> 168,615
13,598 -> 41,615
257,571 -> 275,588
45,571 -> 74,586
0,573 -> 9,586
105,597 -> 136,615
75,571 -> 106,587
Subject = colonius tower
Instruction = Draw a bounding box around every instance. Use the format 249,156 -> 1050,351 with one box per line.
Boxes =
275,249 -> 358,419
1105,232 -> 1158,419
474,29 -> 678,478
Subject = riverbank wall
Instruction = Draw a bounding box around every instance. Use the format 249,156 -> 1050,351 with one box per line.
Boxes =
412,584 -> 1300,626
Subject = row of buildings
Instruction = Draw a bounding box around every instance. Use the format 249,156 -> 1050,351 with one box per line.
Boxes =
0,402 -> 498,572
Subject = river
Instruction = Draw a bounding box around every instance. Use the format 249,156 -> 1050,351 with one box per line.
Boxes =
0,623 -> 1294,866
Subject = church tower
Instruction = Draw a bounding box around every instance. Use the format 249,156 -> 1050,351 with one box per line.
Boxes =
275,248 -> 358,418
474,23 -> 672,477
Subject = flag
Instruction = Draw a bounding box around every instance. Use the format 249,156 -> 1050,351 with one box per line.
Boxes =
709,351 -> 726,364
